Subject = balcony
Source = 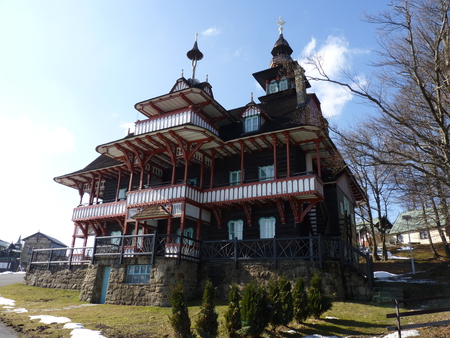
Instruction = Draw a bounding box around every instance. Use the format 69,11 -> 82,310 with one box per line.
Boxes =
134,109 -> 219,136
126,174 -> 323,207
72,200 -> 126,221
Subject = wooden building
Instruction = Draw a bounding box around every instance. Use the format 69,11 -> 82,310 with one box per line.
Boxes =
43,22 -> 370,304
55,27 -> 364,250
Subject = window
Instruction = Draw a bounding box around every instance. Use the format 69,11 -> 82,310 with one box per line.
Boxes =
175,227 -> 194,245
110,231 -> 121,245
279,77 -> 288,91
118,188 -> 127,200
420,231 -> 428,239
228,220 -> 244,240
258,165 -> 274,181
268,80 -> 279,94
126,265 -> 151,284
259,217 -> 275,239
187,178 -> 197,186
244,115 -> 259,133
229,170 -> 242,185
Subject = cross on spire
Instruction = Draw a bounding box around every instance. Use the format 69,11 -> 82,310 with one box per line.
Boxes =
276,16 -> 285,34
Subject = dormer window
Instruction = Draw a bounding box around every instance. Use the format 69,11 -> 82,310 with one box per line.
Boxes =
244,115 -> 259,132
241,105 -> 266,133
268,80 -> 279,94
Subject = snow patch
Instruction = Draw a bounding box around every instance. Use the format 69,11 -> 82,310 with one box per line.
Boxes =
382,329 -> 420,338
29,315 -> 71,324
0,297 -> 15,306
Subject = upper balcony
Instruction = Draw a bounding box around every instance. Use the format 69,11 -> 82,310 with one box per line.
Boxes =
134,108 -> 219,137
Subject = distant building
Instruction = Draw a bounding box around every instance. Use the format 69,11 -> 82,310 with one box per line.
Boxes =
356,217 -> 392,248
21,232 -> 67,268
387,209 -> 449,245
0,238 -> 22,272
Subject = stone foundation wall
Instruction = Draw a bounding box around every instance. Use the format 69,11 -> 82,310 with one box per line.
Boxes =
24,265 -> 88,290
23,257 -> 372,307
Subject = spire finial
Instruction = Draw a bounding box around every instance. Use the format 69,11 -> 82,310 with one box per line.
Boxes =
276,16 -> 285,34
187,33 -> 204,84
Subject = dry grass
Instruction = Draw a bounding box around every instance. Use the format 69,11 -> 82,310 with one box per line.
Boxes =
1,243 -> 450,337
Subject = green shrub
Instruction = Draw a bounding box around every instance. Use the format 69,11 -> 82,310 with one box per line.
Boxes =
224,284 -> 242,338
195,278 -> 219,338
278,276 -> 294,325
267,276 -> 293,328
169,282 -> 195,338
292,277 -> 309,323
307,273 -> 333,319
238,281 -> 271,338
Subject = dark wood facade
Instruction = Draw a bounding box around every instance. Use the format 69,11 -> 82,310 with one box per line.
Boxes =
54,29 -> 364,252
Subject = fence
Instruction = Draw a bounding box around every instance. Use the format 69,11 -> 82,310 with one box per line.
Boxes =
387,295 -> 450,338
29,234 -> 373,285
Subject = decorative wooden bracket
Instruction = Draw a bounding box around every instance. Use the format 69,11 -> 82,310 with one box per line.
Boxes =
289,198 -> 320,224
276,199 -> 286,224
211,206 -> 222,229
240,203 -> 252,226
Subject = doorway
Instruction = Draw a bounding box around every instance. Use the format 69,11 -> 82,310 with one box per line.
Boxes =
99,266 -> 111,304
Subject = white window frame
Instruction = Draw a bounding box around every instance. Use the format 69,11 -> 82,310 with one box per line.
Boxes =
228,220 -> 244,240
176,227 -> 194,245
259,217 -> 275,239
229,170 -> 242,185
258,165 -> 274,181
244,115 -> 259,133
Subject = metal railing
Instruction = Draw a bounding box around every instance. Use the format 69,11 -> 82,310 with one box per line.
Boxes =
29,235 -> 373,286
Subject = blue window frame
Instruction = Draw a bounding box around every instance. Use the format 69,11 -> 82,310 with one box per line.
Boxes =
228,220 -> 243,240
229,170 -> 242,185
259,217 -> 276,239
126,265 -> 151,284
258,165 -> 274,181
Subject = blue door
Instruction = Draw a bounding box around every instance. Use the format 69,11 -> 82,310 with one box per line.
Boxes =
100,266 -> 111,304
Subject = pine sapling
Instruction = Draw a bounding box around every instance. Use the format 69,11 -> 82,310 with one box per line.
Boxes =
169,282 -> 195,338
224,284 -> 242,338
195,278 -> 218,338
293,277 -> 309,323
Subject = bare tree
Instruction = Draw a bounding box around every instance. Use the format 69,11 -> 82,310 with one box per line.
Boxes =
306,0 -> 450,236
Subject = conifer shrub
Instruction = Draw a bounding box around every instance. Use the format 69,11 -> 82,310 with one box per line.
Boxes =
292,277 -> 309,323
307,272 -> 333,319
238,281 -> 271,338
267,277 -> 283,328
224,284 -> 242,338
169,282 -> 195,338
195,278 -> 219,338
278,275 -> 294,326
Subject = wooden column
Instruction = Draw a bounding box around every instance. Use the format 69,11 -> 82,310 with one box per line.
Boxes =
240,142 -> 245,184
95,174 -> 102,204
89,174 -> 95,205
272,135 -> 278,179
284,132 -> 291,178
210,149 -> 216,189
199,158 -> 205,189
315,140 -> 321,177
115,168 -> 122,202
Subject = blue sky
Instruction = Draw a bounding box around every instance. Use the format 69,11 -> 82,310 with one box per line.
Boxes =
0,1 -> 392,246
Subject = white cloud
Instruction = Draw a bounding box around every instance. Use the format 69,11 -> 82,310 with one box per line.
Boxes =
299,35 -> 367,119
202,27 -> 221,36
120,122 -> 135,135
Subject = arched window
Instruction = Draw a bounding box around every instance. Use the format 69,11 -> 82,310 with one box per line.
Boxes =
279,77 -> 288,91
268,80 -> 279,94
228,220 -> 244,240
259,217 -> 275,238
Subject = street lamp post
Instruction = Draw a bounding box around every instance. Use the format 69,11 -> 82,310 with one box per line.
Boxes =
402,215 -> 415,275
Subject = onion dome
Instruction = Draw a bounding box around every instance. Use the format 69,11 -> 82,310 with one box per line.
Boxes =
270,17 -> 293,67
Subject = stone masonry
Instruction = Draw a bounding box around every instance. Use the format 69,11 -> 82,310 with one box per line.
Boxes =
24,257 -> 372,307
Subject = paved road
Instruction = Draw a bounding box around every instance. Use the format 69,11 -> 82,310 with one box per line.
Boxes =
0,273 -> 25,338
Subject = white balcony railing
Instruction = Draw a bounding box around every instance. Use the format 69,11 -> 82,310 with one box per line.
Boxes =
72,201 -> 126,221
134,109 -> 219,136
126,175 -> 323,206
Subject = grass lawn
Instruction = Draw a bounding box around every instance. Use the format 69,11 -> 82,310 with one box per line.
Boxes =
2,244 -> 450,337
